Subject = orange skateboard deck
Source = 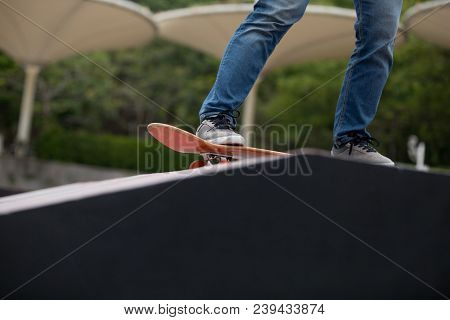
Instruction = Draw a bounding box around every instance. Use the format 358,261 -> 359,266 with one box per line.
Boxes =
147,123 -> 289,167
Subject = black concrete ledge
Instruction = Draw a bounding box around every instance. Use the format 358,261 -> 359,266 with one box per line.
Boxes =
0,153 -> 449,299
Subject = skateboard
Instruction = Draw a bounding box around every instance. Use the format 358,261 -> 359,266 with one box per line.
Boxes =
147,123 -> 289,169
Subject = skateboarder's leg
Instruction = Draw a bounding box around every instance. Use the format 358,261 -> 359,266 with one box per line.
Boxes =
331,0 -> 402,165
199,0 -> 309,126
333,0 -> 402,145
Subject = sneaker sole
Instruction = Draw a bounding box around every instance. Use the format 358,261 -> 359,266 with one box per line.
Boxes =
206,136 -> 246,146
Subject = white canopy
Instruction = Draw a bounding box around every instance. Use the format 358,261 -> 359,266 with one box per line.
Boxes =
0,0 -> 157,152
404,0 -> 450,50
0,0 -> 157,66
156,4 -> 358,74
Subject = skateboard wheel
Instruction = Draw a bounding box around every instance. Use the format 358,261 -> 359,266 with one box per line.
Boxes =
189,160 -> 206,169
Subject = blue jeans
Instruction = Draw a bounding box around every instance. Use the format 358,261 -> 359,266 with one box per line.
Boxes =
199,0 -> 403,146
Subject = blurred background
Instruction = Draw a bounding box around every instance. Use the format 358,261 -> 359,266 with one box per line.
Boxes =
0,0 -> 449,193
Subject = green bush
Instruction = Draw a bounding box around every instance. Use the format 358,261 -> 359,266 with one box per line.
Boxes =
34,128 -> 198,173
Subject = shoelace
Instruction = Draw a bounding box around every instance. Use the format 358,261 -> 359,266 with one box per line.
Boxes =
208,111 -> 240,131
348,136 -> 379,155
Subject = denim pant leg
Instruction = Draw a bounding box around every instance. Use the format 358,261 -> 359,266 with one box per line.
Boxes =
199,0 -> 309,125
333,0 -> 403,146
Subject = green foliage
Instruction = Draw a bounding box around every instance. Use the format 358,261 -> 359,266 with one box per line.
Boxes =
0,54 -> 22,144
375,38 -> 450,165
34,127 -> 198,172
257,36 -> 450,166
32,39 -> 218,135
257,60 -> 346,150
133,0 -> 250,12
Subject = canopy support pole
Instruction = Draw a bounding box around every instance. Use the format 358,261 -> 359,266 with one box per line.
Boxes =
241,77 -> 261,146
16,64 -> 40,156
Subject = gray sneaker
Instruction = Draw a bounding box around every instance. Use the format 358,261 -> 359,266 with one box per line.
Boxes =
196,115 -> 246,146
331,137 -> 395,166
